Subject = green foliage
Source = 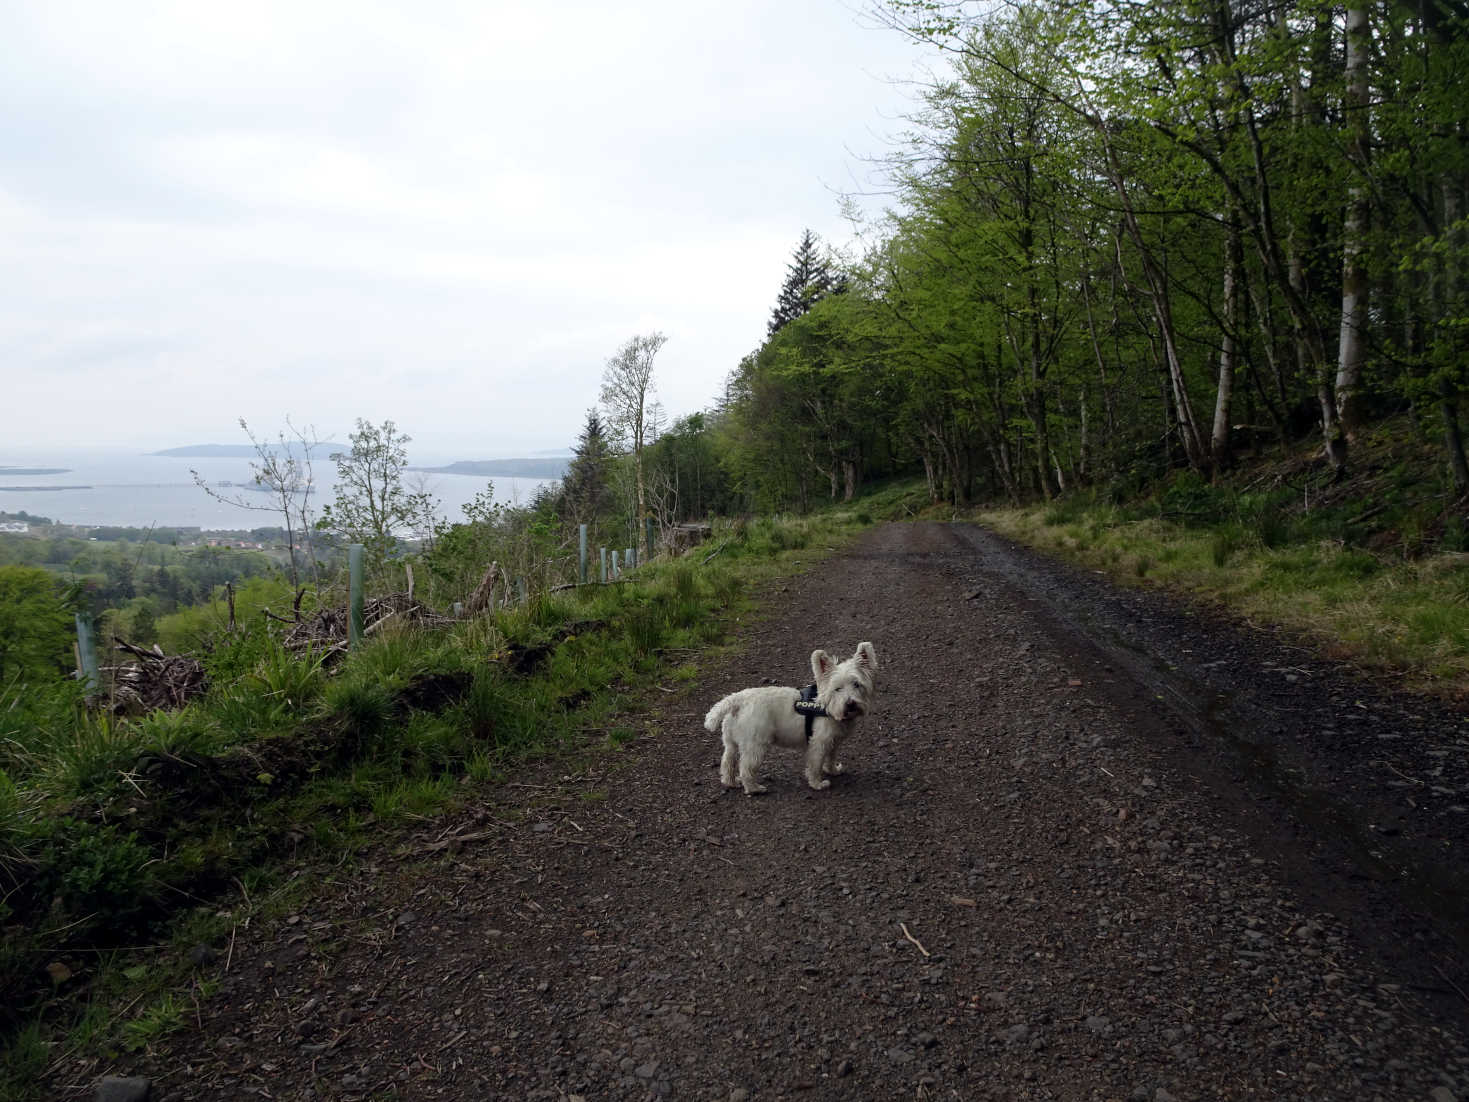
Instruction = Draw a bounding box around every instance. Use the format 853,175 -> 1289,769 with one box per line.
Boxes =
133,708 -> 221,757
156,575 -> 297,666
0,768 -> 30,888
621,601 -> 667,661
249,644 -> 328,712
118,993 -> 185,1053
35,819 -> 155,927
40,710 -> 140,797
322,673 -> 394,741
1210,527 -> 1242,568
0,676 -> 87,784
558,410 -> 615,533
1158,473 -> 1233,527
201,686 -> 294,740
700,0 -> 1469,506
317,418 -> 436,573
768,228 -> 843,336
0,565 -> 79,683
0,1023 -> 49,1098
643,412 -> 735,522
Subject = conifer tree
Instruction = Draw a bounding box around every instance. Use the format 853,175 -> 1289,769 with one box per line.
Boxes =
559,409 -> 613,528
768,230 -> 842,336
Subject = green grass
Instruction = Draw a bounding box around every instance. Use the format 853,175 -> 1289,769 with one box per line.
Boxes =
118,992 -> 187,1053
981,489 -> 1469,689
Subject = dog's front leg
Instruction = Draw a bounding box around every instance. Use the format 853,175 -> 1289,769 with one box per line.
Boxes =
820,729 -> 847,777
804,734 -> 833,791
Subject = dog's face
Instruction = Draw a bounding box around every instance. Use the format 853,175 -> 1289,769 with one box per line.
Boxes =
811,641 -> 878,722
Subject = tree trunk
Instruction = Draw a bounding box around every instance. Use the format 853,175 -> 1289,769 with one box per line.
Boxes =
1440,177 -> 1469,493
1441,378 -> 1469,495
1097,171 -> 1210,472
1335,3 -> 1371,442
1211,214 -> 1243,470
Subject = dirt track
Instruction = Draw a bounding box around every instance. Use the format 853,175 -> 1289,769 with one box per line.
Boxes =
96,522 -> 1469,1101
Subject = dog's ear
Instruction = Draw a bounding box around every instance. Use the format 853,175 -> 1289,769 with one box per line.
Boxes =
810,649 -> 834,682
854,641 -> 878,673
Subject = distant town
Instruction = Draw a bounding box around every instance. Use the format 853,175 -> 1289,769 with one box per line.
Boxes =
0,511 -> 288,549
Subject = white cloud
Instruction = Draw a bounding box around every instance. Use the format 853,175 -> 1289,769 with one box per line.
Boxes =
0,0 -> 932,455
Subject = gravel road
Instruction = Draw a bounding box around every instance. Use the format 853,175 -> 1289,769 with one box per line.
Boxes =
96,521 -> 1469,1102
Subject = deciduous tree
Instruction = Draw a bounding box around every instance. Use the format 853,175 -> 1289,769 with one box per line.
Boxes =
600,333 -> 667,527
318,419 -> 436,574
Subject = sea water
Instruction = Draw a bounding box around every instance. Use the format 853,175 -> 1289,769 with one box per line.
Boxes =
0,448 -> 558,531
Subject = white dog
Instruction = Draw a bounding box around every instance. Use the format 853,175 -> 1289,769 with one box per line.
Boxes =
704,642 -> 878,795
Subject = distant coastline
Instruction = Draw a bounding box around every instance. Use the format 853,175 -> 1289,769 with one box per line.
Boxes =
409,458 -> 568,480
0,466 -> 71,476
0,449 -> 561,528
151,445 -> 568,481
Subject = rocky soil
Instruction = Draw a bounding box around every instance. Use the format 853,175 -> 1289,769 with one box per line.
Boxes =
70,522 -> 1469,1101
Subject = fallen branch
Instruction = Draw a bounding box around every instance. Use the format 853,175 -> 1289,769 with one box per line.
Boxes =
899,922 -> 930,958
418,829 -> 499,854
1346,502 -> 1391,526
364,610 -> 400,636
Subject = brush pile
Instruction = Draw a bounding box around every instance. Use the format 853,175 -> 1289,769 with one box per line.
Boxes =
104,638 -> 208,712
280,593 -> 456,653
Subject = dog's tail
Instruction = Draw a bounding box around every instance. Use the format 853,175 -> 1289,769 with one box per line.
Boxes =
703,694 -> 739,734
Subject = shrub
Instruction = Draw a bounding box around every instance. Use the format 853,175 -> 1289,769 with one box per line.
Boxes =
1159,472 -> 1233,526
133,708 -> 220,757
49,710 -> 141,797
622,602 -> 667,659
34,818 -> 155,929
0,677 -> 87,784
1211,526 -> 1243,567
322,675 -> 394,742
249,644 -> 329,711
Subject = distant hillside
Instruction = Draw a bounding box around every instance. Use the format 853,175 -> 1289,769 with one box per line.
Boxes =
152,443 -> 346,458
410,458 -> 569,480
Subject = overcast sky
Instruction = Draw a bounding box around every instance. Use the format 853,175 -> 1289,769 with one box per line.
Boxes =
1,0 -> 934,461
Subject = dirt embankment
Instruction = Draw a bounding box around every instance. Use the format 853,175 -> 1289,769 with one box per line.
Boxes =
80,522 -> 1469,1102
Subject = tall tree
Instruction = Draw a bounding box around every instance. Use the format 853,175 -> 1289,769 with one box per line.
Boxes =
600,333 -> 668,527
558,409 -> 614,532
769,230 -> 842,336
1334,1 -> 1372,453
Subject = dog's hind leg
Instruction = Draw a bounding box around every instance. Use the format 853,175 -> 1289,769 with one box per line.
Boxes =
737,739 -> 770,796
719,726 -> 738,789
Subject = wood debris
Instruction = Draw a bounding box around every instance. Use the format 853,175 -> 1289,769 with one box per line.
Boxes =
104,637 -> 208,713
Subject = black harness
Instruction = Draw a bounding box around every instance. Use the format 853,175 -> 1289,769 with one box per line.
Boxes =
793,683 -> 829,742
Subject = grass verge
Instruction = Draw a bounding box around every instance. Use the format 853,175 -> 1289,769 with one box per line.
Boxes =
978,446 -> 1469,692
